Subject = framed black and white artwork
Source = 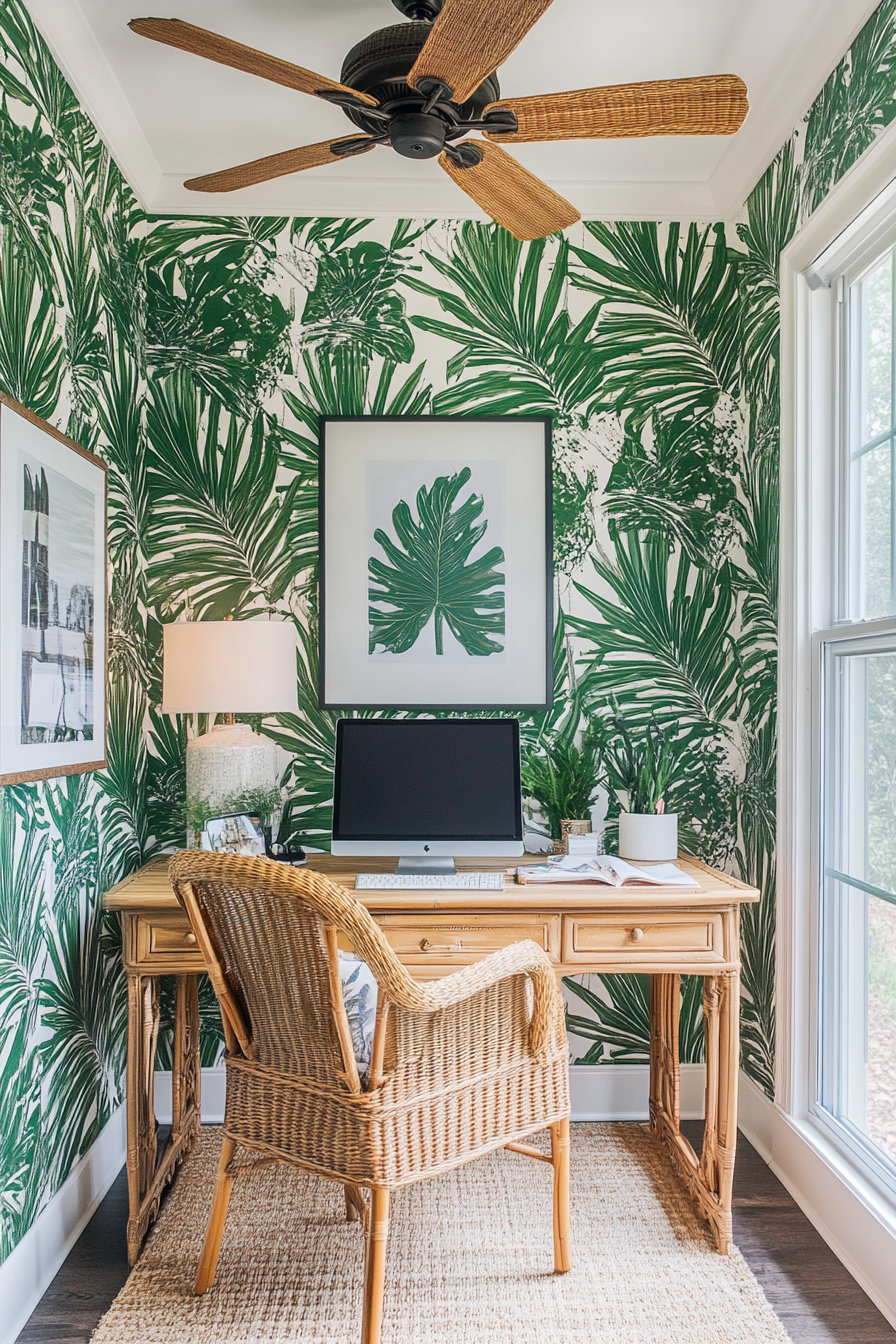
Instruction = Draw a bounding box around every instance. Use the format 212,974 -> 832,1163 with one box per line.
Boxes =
319,415 -> 553,709
0,393 -> 107,785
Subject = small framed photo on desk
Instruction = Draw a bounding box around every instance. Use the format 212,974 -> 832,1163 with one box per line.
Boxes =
201,813 -> 266,857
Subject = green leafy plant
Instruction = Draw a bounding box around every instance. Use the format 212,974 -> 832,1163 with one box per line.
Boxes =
368,467 -> 505,656
595,711 -> 674,814
185,785 -> 283,837
520,730 -> 600,841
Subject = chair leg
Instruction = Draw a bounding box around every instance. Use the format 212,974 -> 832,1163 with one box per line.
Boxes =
195,1136 -> 237,1294
550,1118 -> 572,1273
360,1188 -> 390,1344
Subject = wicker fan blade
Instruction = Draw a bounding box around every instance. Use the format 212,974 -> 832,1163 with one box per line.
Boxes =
129,18 -> 377,105
439,141 -> 578,241
184,138 -> 377,193
485,75 -> 748,142
409,0 -> 555,105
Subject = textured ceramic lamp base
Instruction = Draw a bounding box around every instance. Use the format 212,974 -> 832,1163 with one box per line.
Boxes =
186,724 -> 279,848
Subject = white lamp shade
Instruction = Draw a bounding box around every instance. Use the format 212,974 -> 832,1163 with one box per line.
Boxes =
162,621 -> 298,714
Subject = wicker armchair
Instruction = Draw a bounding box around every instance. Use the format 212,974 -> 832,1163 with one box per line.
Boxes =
168,851 -> 571,1344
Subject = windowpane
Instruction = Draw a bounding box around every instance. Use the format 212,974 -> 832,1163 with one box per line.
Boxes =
849,249 -> 896,619
819,644 -> 896,1181
857,443 -> 894,619
868,896 -> 896,1163
859,253 -> 892,445
869,652 -> 896,896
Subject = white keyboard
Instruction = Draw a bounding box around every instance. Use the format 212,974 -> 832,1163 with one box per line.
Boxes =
355,872 -> 506,891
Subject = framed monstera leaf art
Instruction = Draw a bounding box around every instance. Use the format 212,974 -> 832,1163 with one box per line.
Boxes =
0,393 -> 107,785
320,416 -> 553,709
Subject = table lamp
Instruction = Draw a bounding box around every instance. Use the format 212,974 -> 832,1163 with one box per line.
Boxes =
161,620 -> 298,843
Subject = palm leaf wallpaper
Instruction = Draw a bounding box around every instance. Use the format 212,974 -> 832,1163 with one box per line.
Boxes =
2,0 -> 896,1265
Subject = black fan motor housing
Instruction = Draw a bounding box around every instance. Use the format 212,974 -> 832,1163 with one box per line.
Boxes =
339,22 -> 499,149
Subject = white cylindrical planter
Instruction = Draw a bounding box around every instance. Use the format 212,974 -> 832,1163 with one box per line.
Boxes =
617,813 -> 678,862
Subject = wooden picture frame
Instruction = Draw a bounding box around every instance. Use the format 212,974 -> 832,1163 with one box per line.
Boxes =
0,393 -> 108,785
319,415 -> 553,710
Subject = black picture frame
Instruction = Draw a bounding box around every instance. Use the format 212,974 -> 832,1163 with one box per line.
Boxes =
319,415 -> 553,710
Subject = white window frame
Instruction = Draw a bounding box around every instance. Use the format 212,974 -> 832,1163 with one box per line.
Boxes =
780,117 -> 896,1251
813,626 -> 896,1199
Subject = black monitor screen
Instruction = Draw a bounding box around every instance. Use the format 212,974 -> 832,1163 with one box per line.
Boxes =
332,719 -> 522,841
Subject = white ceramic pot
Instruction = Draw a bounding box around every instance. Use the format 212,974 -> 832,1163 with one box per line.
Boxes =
617,812 -> 678,862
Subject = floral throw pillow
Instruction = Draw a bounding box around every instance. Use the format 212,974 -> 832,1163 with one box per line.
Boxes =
338,952 -> 378,1074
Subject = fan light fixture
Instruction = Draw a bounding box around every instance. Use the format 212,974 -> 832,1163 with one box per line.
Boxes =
129,0 -> 749,240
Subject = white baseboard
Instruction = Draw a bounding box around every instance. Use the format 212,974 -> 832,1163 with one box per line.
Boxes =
737,1070 -> 896,1330
154,1063 -> 707,1127
568,1062 -> 706,1120
5,1105 -> 126,1344
153,1067 -> 226,1124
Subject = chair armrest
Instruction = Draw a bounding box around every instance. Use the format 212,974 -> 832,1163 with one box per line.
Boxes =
348,926 -> 563,1061
291,875 -> 563,1061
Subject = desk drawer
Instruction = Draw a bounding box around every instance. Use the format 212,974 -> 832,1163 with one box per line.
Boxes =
562,912 -> 725,966
125,913 -> 205,973
374,913 -> 561,966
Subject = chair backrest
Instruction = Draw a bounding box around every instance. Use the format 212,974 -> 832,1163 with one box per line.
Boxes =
169,851 -> 373,1091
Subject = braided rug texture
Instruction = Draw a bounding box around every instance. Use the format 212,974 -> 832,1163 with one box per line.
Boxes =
91,1124 -> 790,1343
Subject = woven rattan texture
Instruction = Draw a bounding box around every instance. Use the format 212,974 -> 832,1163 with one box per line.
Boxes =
185,139 -> 375,192
438,142 -> 579,241
485,75 -> 749,142
409,0 -> 555,104
91,1125 -> 791,1343
167,852 -> 569,1189
130,19 -> 377,102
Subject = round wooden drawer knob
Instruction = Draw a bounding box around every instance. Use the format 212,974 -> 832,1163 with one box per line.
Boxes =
629,927 -> 645,942
183,932 -> 197,944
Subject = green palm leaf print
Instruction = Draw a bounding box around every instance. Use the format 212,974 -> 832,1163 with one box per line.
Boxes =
369,467 -> 505,657
571,221 -> 741,428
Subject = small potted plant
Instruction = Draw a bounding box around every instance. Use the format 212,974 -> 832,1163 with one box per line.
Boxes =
596,713 -> 677,861
521,728 -> 600,852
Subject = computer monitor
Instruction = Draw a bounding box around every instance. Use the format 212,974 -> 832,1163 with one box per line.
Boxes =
331,718 -> 524,872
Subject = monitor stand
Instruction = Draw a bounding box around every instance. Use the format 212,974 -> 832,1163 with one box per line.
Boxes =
396,855 -> 456,875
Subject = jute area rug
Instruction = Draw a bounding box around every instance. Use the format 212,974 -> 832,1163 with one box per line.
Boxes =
92,1125 -> 790,1343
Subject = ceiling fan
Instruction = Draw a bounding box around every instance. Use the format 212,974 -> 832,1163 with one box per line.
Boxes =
129,0 -> 748,241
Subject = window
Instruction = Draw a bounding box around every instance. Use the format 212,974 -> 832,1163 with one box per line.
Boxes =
815,237 -> 896,1194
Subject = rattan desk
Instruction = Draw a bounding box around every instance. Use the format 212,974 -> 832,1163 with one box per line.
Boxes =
103,853 -> 759,1264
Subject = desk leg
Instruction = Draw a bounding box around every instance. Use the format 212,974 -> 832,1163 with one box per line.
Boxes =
696,971 -> 739,1255
649,974 -> 696,1182
125,972 -> 202,1266
649,973 -> 681,1134
648,971 -> 739,1255
126,974 -> 159,1265
171,974 -> 202,1148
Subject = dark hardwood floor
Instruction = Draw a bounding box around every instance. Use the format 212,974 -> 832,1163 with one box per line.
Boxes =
18,1126 -> 896,1343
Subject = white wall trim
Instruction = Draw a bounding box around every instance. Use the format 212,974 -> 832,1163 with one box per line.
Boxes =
24,0 -> 160,210
738,1071 -> 896,1330
569,1062 -> 706,1121
154,1067 -> 226,1124
778,114 -> 896,1123
154,1063 -> 706,1127
5,1105 -> 126,1344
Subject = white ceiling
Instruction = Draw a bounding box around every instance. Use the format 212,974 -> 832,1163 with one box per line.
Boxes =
27,0 -> 881,220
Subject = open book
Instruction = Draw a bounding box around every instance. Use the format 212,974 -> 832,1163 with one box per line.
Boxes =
516,855 -> 700,887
